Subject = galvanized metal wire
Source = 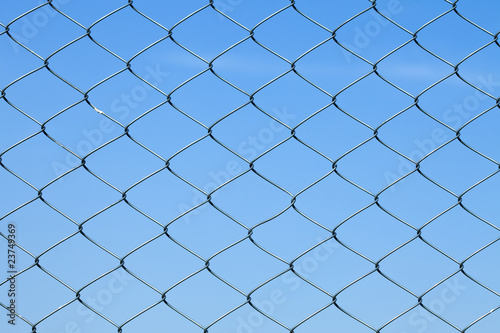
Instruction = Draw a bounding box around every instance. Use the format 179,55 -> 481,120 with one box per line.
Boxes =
1,0 -> 500,332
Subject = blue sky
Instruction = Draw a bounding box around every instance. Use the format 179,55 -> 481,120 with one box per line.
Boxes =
1,0 -> 500,332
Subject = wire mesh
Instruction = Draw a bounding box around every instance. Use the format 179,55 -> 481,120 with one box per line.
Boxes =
1,0 -> 500,332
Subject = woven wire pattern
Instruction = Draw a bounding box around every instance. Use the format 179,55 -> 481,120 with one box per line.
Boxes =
1,0 -> 500,332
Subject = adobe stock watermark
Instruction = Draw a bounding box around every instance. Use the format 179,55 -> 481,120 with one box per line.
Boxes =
177,106 -> 296,225
5,223 -> 17,326
401,275 -> 468,333
51,64 -> 169,178
8,0 -> 71,54
225,238 -> 340,333
56,270 -> 134,333
384,74 -> 500,192
340,0 -> 409,63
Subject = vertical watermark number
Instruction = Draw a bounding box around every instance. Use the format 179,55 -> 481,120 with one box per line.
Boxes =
6,223 -> 17,326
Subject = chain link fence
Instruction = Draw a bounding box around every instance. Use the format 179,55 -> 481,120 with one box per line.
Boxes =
1,0 -> 500,332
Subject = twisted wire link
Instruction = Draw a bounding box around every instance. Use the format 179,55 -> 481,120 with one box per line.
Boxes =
1,0 -> 499,332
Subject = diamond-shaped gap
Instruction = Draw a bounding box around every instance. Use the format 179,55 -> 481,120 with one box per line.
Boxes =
121,303 -> 200,333
336,205 -> 415,261
375,0 -> 451,32
457,0 -> 500,34
249,272 -> 331,328
295,38 -> 372,95
212,38 -> 290,93
422,206 -> 499,262
88,68 -> 168,120
296,105 -> 372,161
7,5 -> 84,58
125,169 -> 202,226
253,71 -> 331,128
7,267 -> 74,324
417,12 -> 492,64
463,172 -> 500,229
416,73 -> 497,130
293,305 -> 374,333
334,7 -> 411,63
465,240 -> 500,293
293,0 -> 369,32
168,136 -> 241,190
132,38 -> 207,94
456,43 -> 500,89
2,133 -> 71,188
166,269 -> 244,326
171,6 -> 248,61
90,7 -> 167,60
335,73 -> 413,128
295,173 -> 373,230
377,106 -> 452,159
377,41 -> 452,95
5,199 -> 75,255
0,32 -> 41,87
466,309 -> 500,333
337,272 -> 415,328
253,138 -> 332,194
209,239 -> 288,293
293,238 -> 373,294
82,202 -> 163,257
379,172 -> 456,228
79,267 -> 159,324
167,205 -> 247,259
84,136 -> 163,190
171,70 -> 248,126
335,138 -> 401,194
380,239 -> 457,295
419,139 -> 497,194
49,37 -> 124,90
383,307 -> 458,333
211,104 -> 291,160
40,233 -> 117,289
133,0 -> 206,29
130,104 -> 205,159
0,167 -> 35,217
33,300 -> 116,333
212,171 -> 290,227
0,100 -> 39,153
252,7 -> 330,61
125,235 -> 203,291
460,106 -> 500,162
53,0 -> 125,27
42,167 -> 120,222
422,274 -> 498,330
207,302 -> 288,333
251,209 -> 331,262
3,67 -> 81,122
